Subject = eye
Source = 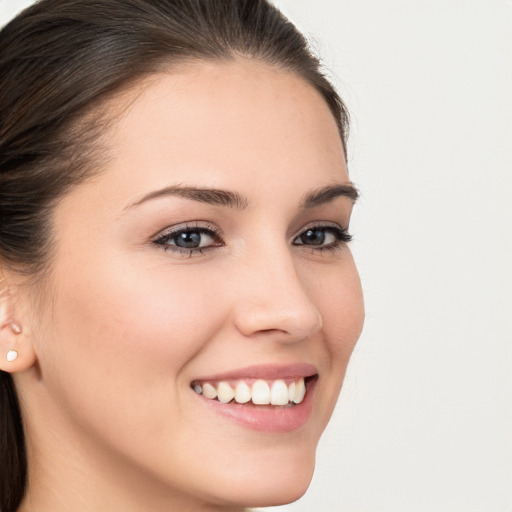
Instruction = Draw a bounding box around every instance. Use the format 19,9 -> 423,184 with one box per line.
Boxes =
172,230 -> 212,249
153,223 -> 223,256
293,225 -> 352,250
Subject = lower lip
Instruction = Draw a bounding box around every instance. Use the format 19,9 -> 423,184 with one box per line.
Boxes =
195,378 -> 317,433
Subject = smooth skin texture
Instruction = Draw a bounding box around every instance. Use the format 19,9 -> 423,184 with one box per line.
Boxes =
4,59 -> 364,512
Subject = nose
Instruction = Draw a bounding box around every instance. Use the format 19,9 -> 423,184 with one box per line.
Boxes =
231,245 -> 323,343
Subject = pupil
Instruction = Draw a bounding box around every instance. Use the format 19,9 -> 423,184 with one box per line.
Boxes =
302,229 -> 325,245
176,231 -> 201,248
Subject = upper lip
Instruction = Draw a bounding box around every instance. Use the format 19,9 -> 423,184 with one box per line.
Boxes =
192,363 -> 318,382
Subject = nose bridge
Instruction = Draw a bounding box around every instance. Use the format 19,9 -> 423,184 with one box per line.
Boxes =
232,240 -> 322,341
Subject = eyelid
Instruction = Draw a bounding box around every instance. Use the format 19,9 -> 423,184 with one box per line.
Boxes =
149,220 -> 351,260
150,221 -> 225,259
151,221 -> 222,243
291,221 -> 349,240
292,222 -> 353,250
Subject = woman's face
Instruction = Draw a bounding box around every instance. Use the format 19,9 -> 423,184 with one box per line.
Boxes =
22,60 -> 364,510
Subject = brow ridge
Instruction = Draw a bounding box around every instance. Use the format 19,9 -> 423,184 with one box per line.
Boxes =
127,182 -> 358,211
300,183 -> 359,209
128,185 -> 248,210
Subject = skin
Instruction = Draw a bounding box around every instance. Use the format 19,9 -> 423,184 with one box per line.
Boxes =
0,59 -> 364,511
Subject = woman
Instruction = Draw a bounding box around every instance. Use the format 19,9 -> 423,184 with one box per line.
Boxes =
0,1 -> 364,510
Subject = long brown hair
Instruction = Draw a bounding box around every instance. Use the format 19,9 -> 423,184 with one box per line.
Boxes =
0,1 -> 349,509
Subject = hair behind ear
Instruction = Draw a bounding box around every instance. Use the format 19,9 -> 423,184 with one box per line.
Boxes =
0,371 -> 27,512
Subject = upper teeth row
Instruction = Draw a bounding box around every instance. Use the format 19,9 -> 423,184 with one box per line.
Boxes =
193,378 -> 307,405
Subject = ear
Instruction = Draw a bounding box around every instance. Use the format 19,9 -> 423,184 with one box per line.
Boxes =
0,274 -> 37,373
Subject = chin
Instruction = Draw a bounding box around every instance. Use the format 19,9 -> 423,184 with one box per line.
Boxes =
211,474 -> 314,510
244,474 -> 313,509
206,448 -> 317,509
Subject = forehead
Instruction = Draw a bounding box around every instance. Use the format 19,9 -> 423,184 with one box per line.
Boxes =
85,59 -> 349,209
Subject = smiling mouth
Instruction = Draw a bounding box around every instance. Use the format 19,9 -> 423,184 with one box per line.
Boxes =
190,375 -> 318,407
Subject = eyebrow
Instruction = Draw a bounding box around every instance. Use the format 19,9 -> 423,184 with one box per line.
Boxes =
127,185 -> 249,210
126,182 -> 358,211
300,183 -> 359,208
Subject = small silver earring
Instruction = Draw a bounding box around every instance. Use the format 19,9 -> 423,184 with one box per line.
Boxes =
6,350 -> 18,362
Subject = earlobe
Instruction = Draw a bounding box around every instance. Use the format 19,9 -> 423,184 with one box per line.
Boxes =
0,287 -> 37,373
6,349 -> 19,362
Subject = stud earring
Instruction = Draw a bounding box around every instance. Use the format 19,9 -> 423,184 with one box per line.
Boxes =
11,322 -> 22,334
6,350 -> 18,362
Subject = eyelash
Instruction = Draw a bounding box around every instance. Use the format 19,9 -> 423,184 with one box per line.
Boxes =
293,225 -> 352,255
152,222 -> 352,257
153,222 -> 223,257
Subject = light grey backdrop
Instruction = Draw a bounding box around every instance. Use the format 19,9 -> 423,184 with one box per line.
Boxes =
2,1 -> 511,511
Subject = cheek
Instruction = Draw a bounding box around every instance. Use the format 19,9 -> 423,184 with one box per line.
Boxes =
40,254 -> 225,430
292,254 -> 364,436
56,252 -> 219,348
331,272 -> 364,355
306,255 -> 364,362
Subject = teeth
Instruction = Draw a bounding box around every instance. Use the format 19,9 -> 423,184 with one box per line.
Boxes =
252,380 -> 271,404
293,378 -> 306,404
235,381 -> 251,404
270,379 -> 289,406
202,383 -> 217,400
193,377 -> 308,406
288,381 -> 296,402
217,381 -> 235,403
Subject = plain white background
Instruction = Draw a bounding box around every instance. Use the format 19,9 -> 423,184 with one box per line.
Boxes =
1,1 -> 511,511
